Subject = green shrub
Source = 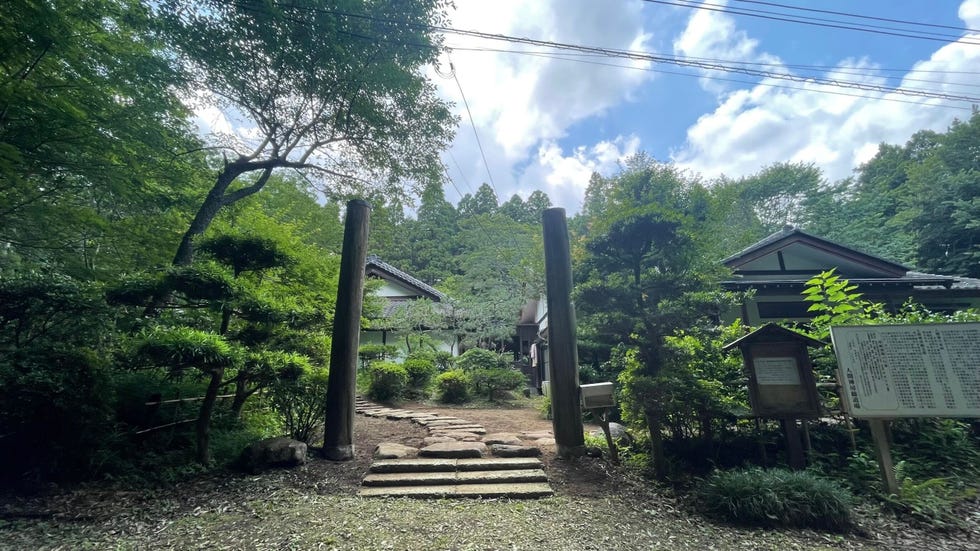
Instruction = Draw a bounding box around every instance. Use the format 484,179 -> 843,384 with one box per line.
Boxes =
358,344 -> 399,366
456,348 -> 509,371
270,366 -> 329,442
367,361 -> 408,402
0,347 -> 115,484
431,351 -> 455,372
403,358 -> 437,391
695,468 -> 854,532
469,368 -> 526,401
883,462 -> 978,529
436,369 -> 470,403
537,396 -> 552,419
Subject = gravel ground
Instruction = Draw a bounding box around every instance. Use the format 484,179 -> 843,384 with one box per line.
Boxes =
1,404 -> 978,550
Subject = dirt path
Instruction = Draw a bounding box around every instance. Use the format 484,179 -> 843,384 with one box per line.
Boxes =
1,403 -> 977,550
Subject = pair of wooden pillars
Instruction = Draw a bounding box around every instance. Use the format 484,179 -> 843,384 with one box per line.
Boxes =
322,204 -> 586,460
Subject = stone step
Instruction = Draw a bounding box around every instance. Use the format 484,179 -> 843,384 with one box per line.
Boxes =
370,457 -> 543,473
357,482 -> 554,499
363,468 -> 548,487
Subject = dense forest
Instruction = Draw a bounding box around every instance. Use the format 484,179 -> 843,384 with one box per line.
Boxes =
2,0 -> 979,502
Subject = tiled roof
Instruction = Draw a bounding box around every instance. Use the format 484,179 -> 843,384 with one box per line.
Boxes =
365,255 -> 447,302
722,225 -> 911,273
907,271 -> 980,290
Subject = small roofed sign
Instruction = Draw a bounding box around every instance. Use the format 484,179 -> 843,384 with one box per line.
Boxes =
830,323 -> 980,419
723,324 -> 824,418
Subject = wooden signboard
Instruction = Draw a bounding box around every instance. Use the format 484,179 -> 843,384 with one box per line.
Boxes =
747,345 -> 820,418
724,324 -> 824,419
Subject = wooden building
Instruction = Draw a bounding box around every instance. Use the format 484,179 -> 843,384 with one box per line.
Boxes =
722,226 -> 980,325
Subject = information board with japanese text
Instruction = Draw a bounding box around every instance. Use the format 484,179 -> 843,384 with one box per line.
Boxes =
830,323 -> 980,418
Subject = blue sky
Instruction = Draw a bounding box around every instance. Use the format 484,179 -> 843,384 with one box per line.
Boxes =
438,0 -> 980,212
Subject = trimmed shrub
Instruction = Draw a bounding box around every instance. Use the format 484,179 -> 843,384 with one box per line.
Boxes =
695,467 -> 854,532
436,369 -> 470,403
403,358 -> 436,394
358,344 -> 399,366
456,348 -> 509,372
367,361 -> 408,402
469,368 -> 527,401
270,366 -> 329,443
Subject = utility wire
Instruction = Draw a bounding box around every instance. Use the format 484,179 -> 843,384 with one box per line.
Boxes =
641,0 -> 980,46
450,61 -> 503,202
227,1 -> 980,104
435,27 -> 980,103
733,0 -> 980,34
446,45 -> 974,111
447,43 -> 980,93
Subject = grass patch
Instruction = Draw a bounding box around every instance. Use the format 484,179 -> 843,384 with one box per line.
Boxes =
695,467 -> 855,532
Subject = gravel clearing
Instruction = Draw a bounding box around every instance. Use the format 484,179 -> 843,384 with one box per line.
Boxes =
1,404 -> 978,550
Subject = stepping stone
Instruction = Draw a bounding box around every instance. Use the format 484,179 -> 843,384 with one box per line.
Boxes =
413,417 -> 463,426
430,432 -> 482,442
386,411 -> 420,419
418,441 -> 487,458
482,433 -> 522,445
424,419 -> 474,427
373,443 -> 418,459
363,409 -> 397,417
369,457 -> 543,473
456,457 -> 543,471
430,426 -> 486,435
363,468 -> 547,487
490,444 -> 542,458
520,430 -> 553,440
370,458 -> 458,473
423,436 -> 456,445
357,482 -> 553,499
534,438 -> 555,446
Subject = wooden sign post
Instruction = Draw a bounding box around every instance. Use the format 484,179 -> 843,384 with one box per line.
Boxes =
724,324 -> 825,470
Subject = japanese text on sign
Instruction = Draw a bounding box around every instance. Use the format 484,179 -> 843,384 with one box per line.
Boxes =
830,323 -> 980,418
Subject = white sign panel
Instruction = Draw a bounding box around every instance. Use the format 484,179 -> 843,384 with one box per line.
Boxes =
754,357 -> 801,385
830,323 -> 980,418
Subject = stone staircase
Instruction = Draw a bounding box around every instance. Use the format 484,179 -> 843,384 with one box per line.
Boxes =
355,398 -> 555,498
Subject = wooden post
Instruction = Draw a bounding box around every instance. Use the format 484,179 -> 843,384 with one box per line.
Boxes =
323,200 -> 370,461
869,419 -> 899,495
597,408 -> 620,465
781,417 -> 806,470
542,208 -> 585,458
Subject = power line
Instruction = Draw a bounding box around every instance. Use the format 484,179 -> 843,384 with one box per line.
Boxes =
449,60 -> 503,202
733,0 -> 980,34
229,1 -> 980,104
446,45 -> 974,111
641,0 -> 980,46
434,27 -> 980,104
447,43 -> 980,94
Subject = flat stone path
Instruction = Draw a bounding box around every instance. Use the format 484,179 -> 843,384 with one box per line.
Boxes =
355,397 -> 555,498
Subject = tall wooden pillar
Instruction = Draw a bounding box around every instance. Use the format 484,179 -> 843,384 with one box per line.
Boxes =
323,200 -> 370,461
542,208 -> 585,458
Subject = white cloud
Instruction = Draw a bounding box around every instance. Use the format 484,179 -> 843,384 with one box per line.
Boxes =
515,135 -> 642,210
440,0 -> 652,209
671,0 -> 980,182
672,0 -> 783,94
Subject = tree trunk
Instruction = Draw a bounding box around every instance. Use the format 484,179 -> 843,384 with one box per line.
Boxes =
195,367 -> 224,464
173,170 -> 237,267
230,376 -> 248,419
645,409 -> 666,480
